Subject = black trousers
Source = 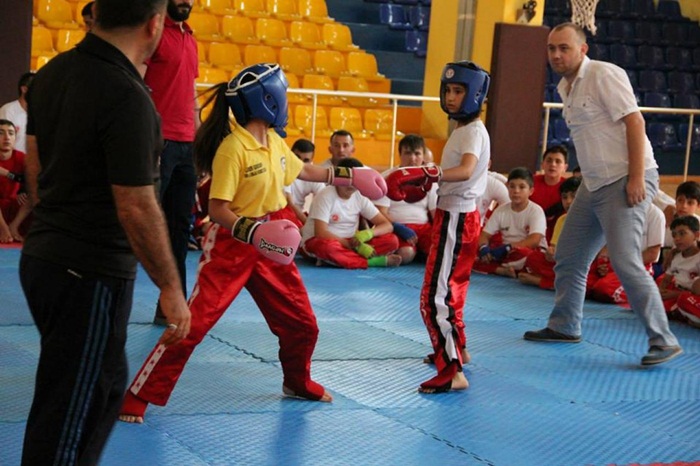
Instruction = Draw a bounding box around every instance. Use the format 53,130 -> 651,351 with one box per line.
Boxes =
19,254 -> 133,466
159,140 -> 197,298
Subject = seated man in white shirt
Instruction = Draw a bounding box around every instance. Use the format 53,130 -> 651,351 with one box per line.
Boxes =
284,138 -> 325,227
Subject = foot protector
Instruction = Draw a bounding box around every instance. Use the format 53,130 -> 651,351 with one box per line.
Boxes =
282,380 -> 331,402
119,391 -> 148,422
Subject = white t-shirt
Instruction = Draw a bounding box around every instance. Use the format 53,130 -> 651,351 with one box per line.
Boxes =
301,185 -> 379,243
375,167 -> 437,225
667,250 -> 700,290
285,177 -> 325,211
437,119 -> 490,212
0,100 -> 26,153
484,201 -> 547,249
556,56 -> 657,191
643,204 -> 665,262
477,173 -> 509,224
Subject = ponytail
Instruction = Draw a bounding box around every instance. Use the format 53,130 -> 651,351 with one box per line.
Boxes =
194,82 -> 231,176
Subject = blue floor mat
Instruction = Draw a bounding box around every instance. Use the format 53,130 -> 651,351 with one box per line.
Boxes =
1,249 -> 699,466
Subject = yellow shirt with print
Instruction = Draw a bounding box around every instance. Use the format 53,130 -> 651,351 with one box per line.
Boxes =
209,125 -> 303,218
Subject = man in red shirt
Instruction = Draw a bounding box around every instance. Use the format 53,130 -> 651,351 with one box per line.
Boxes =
530,145 -> 569,243
0,119 -> 31,242
144,0 -> 199,324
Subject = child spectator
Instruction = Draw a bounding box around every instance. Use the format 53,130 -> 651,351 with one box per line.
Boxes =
375,134 -> 436,264
0,119 -> 31,242
586,203 -> 665,305
285,138 -> 325,227
302,158 -> 401,269
662,181 -> 700,250
530,145 -> 569,243
475,167 -> 547,277
476,161 -> 509,228
657,216 -> 700,326
519,176 -> 581,289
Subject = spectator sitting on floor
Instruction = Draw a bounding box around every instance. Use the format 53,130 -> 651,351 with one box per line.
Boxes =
375,134 -> 436,264
474,167 -> 546,277
519,175 -> 581,289
284,138 -> 325,227
0,119 -> 32,242
302,157 -> 401,269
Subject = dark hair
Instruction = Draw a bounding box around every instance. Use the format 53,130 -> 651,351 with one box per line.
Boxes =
676,181 -> 700,203
671,215 -> 700,233
572,165 -> 581,174
17,72 -> 35,96
95,0 -> 166,29
82,1 -> 95,17
507,167 -> 534,187
330,129 -> 354,144
193,82 -> 231,176
291,138 -> 315,154
337,157 -> 363,169
543,144 -> 568,162
560,176 -> 581,194
398,134 -> 426,154
0,119 -> 16,128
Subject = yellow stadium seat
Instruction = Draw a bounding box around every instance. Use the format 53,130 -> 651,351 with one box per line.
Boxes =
279,47 -> 313,77
288,21 -> 326,50
266,0 -> 300,21
33,54 -> 54,71
188,12 -> 222,41
285,73 -> 306,104
31,26 -> 57,58
208,42 -> 244,73
302,74 -> 342,106
243,44 -> 277,66
337,76 -> 379,107
221,15 -> 261,45
36,0 -> 80,29
330,107 -> 370,139
201,0 -> 237,16
294,104 -> 332,137
55,28 -> 85,52
255,18 -> 292,47
298,0 -> 333,23
322,23 -> 359,52
197,66 -> 231,85
313,49 -> 346,78
74,1 -> 90,25
33,16 -> 39,26
346,52 -> 386,81
197,41 -> 209,64
364,108 -> 400,141
234,0 -> 269,18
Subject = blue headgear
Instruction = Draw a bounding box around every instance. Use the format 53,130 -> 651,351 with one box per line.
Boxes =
439,61 -> 490,120
226,63 -> 289,137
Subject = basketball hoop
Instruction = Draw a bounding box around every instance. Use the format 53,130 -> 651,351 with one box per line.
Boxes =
570,0 -> 599,35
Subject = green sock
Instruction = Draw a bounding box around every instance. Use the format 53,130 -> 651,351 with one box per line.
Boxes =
367,256 -> 388,267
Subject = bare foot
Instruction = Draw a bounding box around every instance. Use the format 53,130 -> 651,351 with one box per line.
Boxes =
386,254 -> 402,267
518,272 -> 541,287
0,225 -> 12,243
283,384 -> 333,402
418,371 -> 469,394
8,223 -> 23,242
495,266 -> 517,278
118,414 -> 144,424
118,391 -> 147,423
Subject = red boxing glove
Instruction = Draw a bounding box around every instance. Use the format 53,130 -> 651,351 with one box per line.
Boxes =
386,166 -> 442,202
329,167 -> 388,200
232,217 -> 301,265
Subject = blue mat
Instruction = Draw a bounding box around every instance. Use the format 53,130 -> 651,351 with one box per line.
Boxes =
1,249 -> 699,466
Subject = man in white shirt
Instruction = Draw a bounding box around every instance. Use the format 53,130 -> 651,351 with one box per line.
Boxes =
0,72 -> 34,153
523,22 -> 682,366
285,138 -> 325,226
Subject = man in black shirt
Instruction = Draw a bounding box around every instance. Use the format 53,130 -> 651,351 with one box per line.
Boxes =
21,0 -> 191,464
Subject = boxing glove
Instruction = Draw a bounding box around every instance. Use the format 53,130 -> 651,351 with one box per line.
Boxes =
356,242 -> 376,259
478,244 -> 491,259
490,244 -> 512,261
329,167 -> 387,200
232,217 -> 301,265
392,222 -> 417,241
354,229 -> 374,243
386,166 -> 442,202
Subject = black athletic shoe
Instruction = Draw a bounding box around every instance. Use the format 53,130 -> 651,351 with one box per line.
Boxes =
523,327 -> 581,343
641,345 -> 683,366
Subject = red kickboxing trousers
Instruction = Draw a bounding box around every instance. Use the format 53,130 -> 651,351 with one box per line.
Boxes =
128,214 -> 320,405
304,233 -> 399,269
420,208 -> 480,372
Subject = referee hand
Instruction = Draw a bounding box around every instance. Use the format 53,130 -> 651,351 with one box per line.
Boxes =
157,289 -> 191,346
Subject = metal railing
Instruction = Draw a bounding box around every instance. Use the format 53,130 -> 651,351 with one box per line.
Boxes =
543,102 -> 700,181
